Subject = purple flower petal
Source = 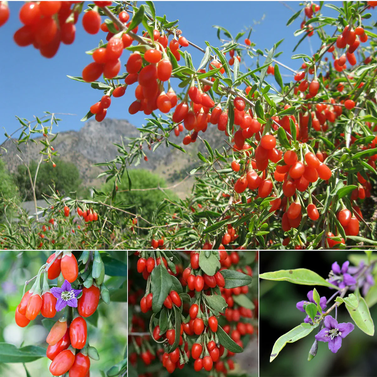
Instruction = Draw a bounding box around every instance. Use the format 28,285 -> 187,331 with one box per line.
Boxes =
343,273 -> 357,286
319,297 -> 327,310
50,286 -> 63,299
296,300 -> 307,312
324,315 -> 338,330
67,298 -> 78,308
73,289 -> 82,297
55,298 -> 68,312
61,280 -> 72,292
366,274 -> 374,286
315,328 -> 329,342
307,290 -> 314,302
341,261 -> 350,274
337,322 -> 354,338
338,281 -> 346,289
328,336 -> 342,353
304,316 -> 313,324
332,262 -> 341,275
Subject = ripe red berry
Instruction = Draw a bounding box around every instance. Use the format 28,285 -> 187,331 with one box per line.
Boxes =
208,316 -> 218,332
344,99 -> 355,110
82,10 -> 101,34
144,48 -> 162,64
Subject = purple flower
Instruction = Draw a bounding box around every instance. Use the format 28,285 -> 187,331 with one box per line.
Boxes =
348,261 -> 375,296
296,290 -> 327,323
328,261 -> 357,289
315,315 -> 354,353
297,290 -> 327,313
50,280 -> 82,312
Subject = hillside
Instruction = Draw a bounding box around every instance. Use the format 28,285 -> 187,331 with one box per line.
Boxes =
2,118 -> 227,198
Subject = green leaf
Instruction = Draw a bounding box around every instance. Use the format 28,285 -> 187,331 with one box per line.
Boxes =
145,1 -> 155,19
170,275 -> 183,294
126,5 -> 145,33
365,30 -> 377,39
277,107 -> 296,116
304,303 -> 318,321
336,185 -> 357,199
260,269 -> 339,289
286,8 -> 302,26
159,307 -> 169,334
270,324 -> 317,362
204,294 -> 228,315
221,269 -> 252,289
345,296 -> 374,336
317,135 -> 335,150
233,294 -> 255,309
312,288 -> 322,311
199,251 -> 220,276
292,31 -> 309,53
346,236 -> 377,246
259,46 -> 275,89
255,100 -> 265,121
352,148 -> 377,160
0,343 -> 46,363
213,25 -> 233,39
274,64 -> 283,90
198,46 -> 212,71
277,127 -> 291,149
365,284 -> 377,308
81,110 -> 95,122
204,139 -> 214,161
203,218 -> 228,234
104,19 -> 119,34
151,264 -> 172,313
233,54 -> 239,81
217,325 -> 243,353
67,75 -> 86,83
41,319 -> 55,332
290,118 -> 297,142
102,256 -> 127,276
167,141 -> 186,153
167,305 -> 182,353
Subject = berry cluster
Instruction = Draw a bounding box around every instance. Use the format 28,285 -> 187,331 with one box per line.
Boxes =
15,251 -> 104,377
129,250 -> 256,375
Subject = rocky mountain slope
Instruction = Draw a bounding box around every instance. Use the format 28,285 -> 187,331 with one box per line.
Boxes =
2,118 -> 227,198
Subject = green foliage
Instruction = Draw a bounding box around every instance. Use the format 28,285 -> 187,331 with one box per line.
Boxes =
13,159 -> 83,201
99,169 -> 178,224
0,159 -> 19,218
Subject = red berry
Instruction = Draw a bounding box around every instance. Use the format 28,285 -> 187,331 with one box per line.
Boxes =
82,10 -> 101,34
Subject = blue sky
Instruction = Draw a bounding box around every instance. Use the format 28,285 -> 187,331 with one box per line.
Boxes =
0,1 -> 320,144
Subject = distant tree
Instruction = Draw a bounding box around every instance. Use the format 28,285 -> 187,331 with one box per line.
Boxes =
99,169 -> 178,223
14,159 -> 82,201
0,159 -> 19,218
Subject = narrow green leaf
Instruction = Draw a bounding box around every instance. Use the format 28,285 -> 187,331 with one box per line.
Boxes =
277,127 -> 291,149
274,64 -> 283,90
270,324 -> 317,362
286,8 -> 302,26
336,185 -> 357,199
126,5 -> 145,33
217,325 -> 243,353
198,45 -> 211,71
260,269 -> 339,289
0,343 -> 46,363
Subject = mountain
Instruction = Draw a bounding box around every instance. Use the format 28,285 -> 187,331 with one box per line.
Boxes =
1,118 -> 227,198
